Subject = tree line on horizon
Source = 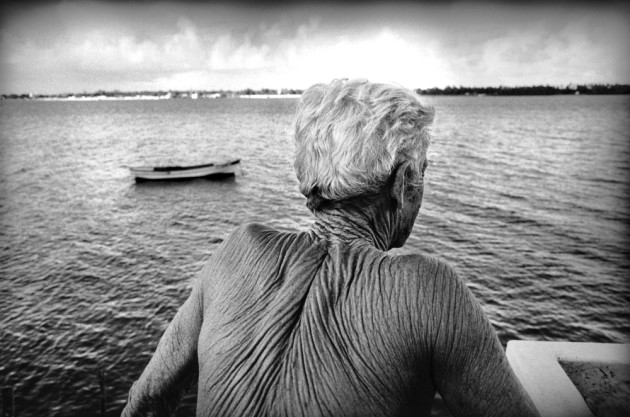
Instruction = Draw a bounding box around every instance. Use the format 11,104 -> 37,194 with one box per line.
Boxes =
414,83 -> 630,96
2,83 -> 629,100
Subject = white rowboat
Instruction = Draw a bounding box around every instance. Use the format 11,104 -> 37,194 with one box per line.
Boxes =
130,159 -> 240,182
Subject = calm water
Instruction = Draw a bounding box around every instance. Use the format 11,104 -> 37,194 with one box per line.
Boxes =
1,96 -> 629,416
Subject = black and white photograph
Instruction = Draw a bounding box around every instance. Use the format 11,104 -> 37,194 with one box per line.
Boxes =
1,1 -> 629,416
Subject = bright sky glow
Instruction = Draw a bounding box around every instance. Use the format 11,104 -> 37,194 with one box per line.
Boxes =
1,1 -> 628,94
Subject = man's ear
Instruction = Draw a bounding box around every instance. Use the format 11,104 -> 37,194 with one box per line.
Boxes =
391,161 -> 413,210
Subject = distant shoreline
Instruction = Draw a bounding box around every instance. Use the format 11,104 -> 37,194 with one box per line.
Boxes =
415,84 -> 630,96
5,93 -> 303,102
2,84 -> 628,100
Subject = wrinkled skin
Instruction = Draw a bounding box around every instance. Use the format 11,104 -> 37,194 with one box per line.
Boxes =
122,163 -> 539,417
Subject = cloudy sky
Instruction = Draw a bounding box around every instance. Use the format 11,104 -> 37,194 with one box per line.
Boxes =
1,0 -> 629,95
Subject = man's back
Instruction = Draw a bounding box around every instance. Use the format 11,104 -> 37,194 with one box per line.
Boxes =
196,223 -> 440,416
123,222 -> 538,416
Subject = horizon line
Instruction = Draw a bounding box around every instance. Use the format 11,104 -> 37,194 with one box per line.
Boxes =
3,83 -> 630,98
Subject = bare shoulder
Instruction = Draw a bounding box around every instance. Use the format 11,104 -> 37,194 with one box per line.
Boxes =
210,223 -> 285,256
198,223 -> 316,285
379,252 -> 473,333
196,223 -> 275,288
387,252 -> 460,289
224,222 -> 276,243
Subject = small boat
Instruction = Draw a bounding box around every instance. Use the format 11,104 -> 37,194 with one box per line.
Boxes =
130,159 -> 241,182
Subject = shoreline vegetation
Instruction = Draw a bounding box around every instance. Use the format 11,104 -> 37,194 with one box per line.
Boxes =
2,84 -> 629,101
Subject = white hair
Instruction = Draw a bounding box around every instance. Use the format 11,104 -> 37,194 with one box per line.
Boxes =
294,79 -> 434,211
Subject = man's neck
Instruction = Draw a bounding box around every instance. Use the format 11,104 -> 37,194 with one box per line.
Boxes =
308,198 -> 395,252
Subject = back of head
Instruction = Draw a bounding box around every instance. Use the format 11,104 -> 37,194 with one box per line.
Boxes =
294,79 -> 434,212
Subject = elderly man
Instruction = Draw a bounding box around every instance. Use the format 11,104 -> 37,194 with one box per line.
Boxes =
123,79 -> 539,416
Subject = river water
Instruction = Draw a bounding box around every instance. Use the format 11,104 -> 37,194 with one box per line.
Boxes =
1,95 -> 628,416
